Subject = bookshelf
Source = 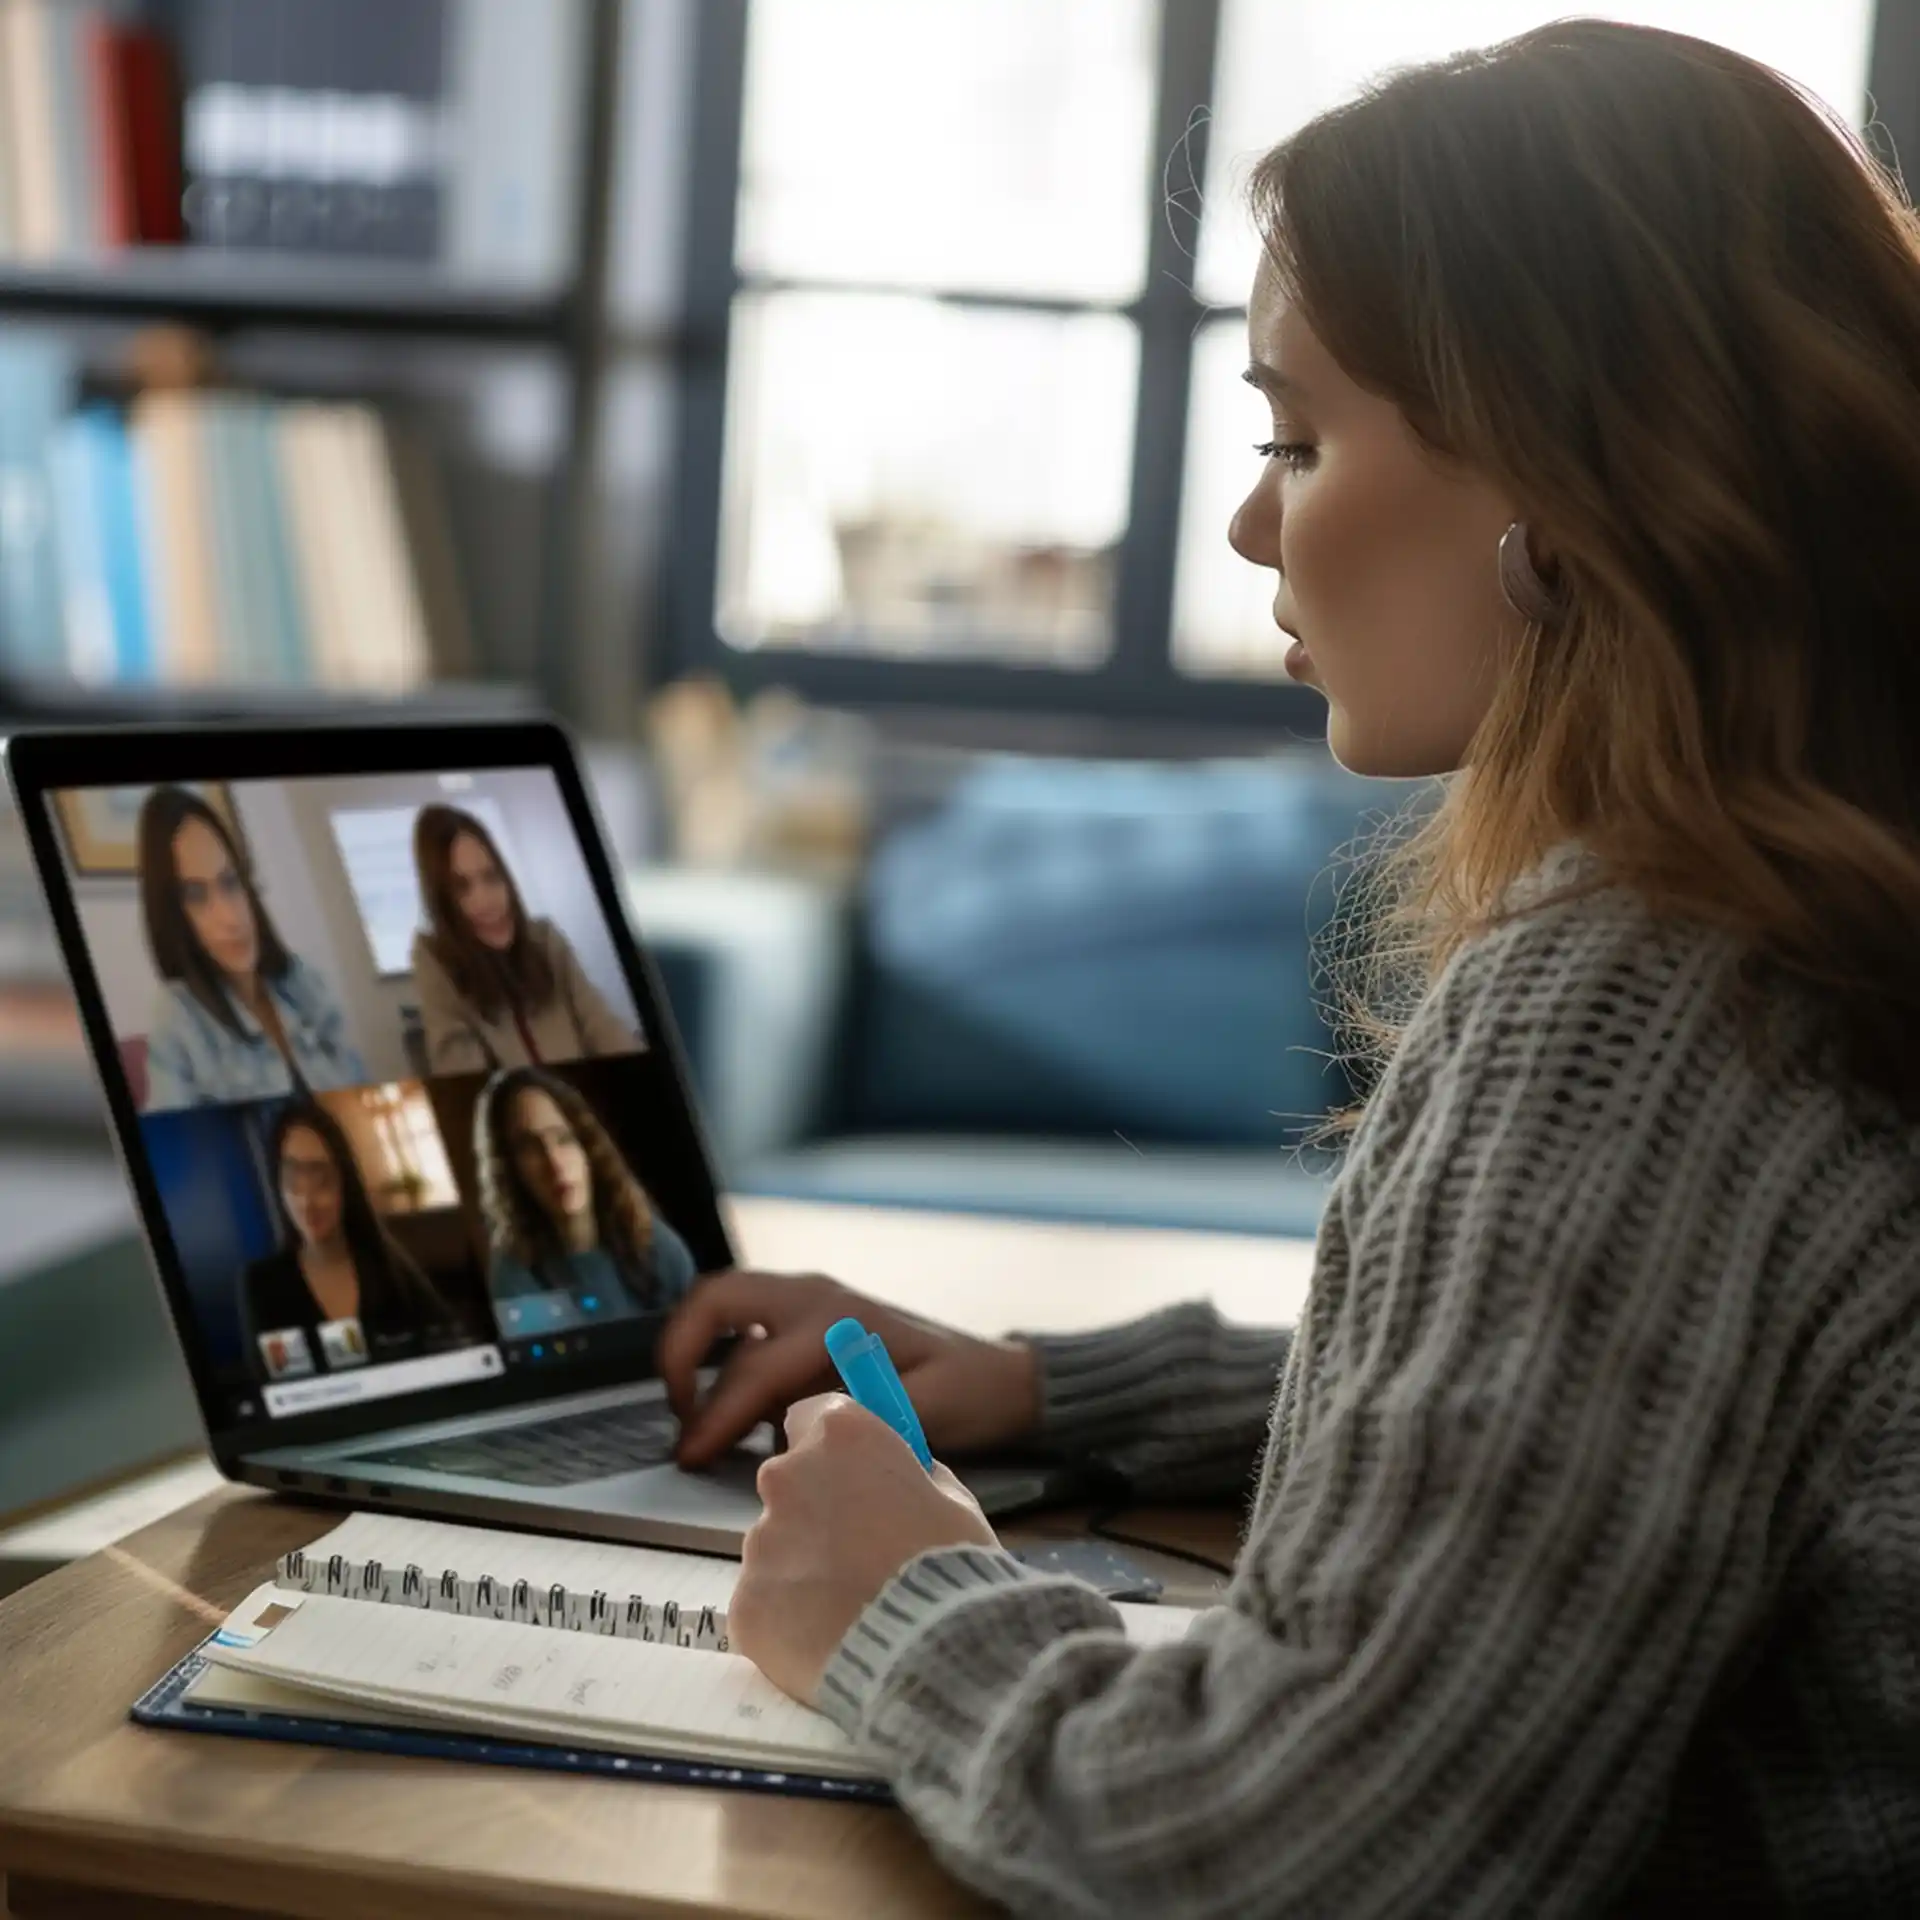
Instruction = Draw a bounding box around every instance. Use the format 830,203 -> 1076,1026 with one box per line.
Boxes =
0,667 -> 537,724
0,253 -> 573,338
0,0 -> 634,733
0,0 -> 663,1137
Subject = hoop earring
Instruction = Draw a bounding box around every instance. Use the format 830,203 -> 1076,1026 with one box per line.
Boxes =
1498,521 -> 1565,626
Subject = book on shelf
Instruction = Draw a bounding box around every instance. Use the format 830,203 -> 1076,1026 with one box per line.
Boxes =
0,0 -> 186,259
175,0 -> 447,262
0,330 -> 470,693
84,9 -> 137,250
0,0 -> 583,281
0,329 -> 72,676
0,0 -> 63,259
45,2 -> 100,258
443,0 -> 585,288
131,384 -> 217,680
0,16 -> 15,257
118,19 -> 184,246
47,400 -> 147,683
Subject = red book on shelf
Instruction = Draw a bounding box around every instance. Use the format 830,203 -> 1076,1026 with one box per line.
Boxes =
118,25 -> 184,245
83,16 -> 136,247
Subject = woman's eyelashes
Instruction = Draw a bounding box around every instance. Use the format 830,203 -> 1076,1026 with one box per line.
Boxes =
1254,439 -> 1319,474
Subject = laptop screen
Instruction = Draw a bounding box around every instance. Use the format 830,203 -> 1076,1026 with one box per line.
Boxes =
40,757 -> 724,1436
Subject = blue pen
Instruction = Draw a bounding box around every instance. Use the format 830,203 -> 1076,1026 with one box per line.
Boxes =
824,1317 -> 934,1471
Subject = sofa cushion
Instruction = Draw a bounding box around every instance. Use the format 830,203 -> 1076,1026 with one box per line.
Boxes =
848,751 -> 1383,1147
626,865 -> 851,1176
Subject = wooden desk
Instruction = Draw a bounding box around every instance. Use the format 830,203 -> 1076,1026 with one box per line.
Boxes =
0,1200 -> 1306,1918
0,1488 -> 1237,1920
726,1194 -> 1317,1337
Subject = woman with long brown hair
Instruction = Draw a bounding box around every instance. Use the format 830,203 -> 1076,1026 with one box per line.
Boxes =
652,23 -> 1920,1913
242,1100 -> 461,1384
474,1066 -> 696,1336
410,804 -> 639,1074
139,785 -> 365,1110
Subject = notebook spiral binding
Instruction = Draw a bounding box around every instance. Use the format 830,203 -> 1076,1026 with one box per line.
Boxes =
276,1549 -> 730,1651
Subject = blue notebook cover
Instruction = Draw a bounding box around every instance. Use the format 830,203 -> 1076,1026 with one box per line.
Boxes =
131,1640 -> 894,1807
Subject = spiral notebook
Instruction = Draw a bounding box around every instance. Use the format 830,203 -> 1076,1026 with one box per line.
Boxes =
132,1512 -> 1195,1801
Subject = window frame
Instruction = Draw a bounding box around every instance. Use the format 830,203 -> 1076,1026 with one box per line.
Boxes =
661,0 -> 1910,736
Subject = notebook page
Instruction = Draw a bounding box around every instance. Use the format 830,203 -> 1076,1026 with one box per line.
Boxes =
277,1512 -> 740,1641
187,1656 -> 453,1735
204,1584 -> 874,1778
1115,1600 -> 1200,1647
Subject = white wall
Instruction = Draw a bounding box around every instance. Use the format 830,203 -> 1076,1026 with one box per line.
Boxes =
239,780 -> 387,1061
270,779 -> 413,1080
76,886 -> 154,1041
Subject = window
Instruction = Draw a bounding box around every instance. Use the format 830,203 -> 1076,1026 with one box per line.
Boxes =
717,292 -> 1137,667
672,0 -> 1887,725
733,0 -> 1155,300
1173,0 -> 1878,681
717,0 -> 1155,672
355,1083 -> 459,1213
1192,0 -> 1876,308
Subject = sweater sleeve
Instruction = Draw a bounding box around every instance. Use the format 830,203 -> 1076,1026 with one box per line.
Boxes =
817,896 -> 1851,1919
1023,1305 -> 1292,1502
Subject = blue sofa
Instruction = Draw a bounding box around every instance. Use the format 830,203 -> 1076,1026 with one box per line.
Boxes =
628,748 -> 1403,1239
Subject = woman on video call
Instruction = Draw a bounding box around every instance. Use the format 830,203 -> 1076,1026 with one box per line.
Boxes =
411,804 -> 640,1075
653,22 -> 1920,1916
475,1066 -> 696,1325
139,785 -> 365,1111
241,1101 -> 461,1383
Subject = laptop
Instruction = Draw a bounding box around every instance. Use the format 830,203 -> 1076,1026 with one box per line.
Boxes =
7,718 -> 1074,1556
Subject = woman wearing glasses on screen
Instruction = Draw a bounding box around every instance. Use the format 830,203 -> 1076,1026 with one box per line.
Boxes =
241,1101 -> 464,1386
410,804 -> 641,1076
138,786 -> 365,1112
475,1067 -> 697,1338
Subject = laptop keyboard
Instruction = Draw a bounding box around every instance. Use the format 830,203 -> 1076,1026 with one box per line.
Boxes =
350,1400 -> 680,1487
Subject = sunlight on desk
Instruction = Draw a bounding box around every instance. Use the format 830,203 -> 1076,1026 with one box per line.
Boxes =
728,1194 -> 1318,1337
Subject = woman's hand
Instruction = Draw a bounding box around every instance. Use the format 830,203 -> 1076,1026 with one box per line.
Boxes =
729,1392 -> 1001,1702
656,1269 -> 1042,1468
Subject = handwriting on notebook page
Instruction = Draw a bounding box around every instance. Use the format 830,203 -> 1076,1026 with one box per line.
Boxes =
207,1587 -> 857,1767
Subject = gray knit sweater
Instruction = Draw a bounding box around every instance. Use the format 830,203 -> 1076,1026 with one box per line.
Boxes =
818,857 -> 1920,1917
